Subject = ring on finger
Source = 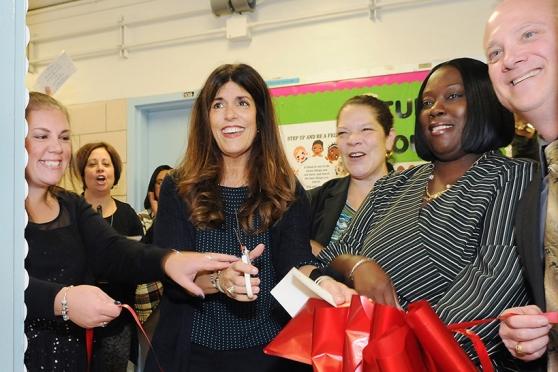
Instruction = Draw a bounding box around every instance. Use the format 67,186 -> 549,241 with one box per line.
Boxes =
100,321 -> 107,328
515,342 -> 524,355
226,285 -> 235,296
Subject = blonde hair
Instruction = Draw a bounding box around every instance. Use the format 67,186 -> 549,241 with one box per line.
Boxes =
25,92 -> 76,193
25,92 -> 70,123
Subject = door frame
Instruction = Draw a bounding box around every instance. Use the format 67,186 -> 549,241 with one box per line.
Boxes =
3,0 -> 27,368
127,92 -> 197,210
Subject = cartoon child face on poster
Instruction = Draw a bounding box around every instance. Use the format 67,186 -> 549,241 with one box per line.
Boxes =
311,140 -> 324,157
326,143 -> 340,163
293,146 -> 308,163
280,121 -> 342,189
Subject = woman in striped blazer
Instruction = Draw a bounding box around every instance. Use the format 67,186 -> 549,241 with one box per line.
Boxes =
318,58 -> 535,370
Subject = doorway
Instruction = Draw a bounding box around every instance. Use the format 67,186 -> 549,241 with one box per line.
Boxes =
127,93 -> 195,210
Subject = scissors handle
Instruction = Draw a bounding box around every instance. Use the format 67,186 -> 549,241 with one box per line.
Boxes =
241,248 -> 253,299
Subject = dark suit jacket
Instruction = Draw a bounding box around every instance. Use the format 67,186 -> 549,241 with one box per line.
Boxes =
514,166 -> 547,371
307,176 -> 350,247
516,166 -> 546,309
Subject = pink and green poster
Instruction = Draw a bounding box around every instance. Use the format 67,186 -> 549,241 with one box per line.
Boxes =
271,70 -> 429,189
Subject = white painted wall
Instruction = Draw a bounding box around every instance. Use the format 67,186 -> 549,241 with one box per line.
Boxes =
26,0 -> 498,105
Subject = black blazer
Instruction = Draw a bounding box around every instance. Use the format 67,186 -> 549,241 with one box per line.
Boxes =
307,176 -> 350,247
514,166 -> 547,372
145,177 -> 317,371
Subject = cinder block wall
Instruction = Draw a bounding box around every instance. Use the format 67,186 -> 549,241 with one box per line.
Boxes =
60,98 -> 129,203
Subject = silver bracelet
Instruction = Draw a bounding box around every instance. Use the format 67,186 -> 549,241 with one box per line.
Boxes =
61,285 -> 73,321
214,271 -> 225,293
315,275 -> 332,286
210,271 -> 219,290
348,258 -> 371,281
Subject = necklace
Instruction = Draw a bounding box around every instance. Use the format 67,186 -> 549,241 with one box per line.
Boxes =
97,204 -> 114,226
423,173 -> 452,203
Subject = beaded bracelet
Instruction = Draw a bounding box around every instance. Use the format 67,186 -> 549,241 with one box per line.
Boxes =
61,285 -> 73,321
210,271 -> 220,290
347,258 -> 371,281
213,271 -> 225,293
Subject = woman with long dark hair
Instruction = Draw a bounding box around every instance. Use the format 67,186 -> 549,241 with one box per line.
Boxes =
147,64 -> 354,372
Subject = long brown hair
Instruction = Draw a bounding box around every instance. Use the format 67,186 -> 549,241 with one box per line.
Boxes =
175,63 -> 296,233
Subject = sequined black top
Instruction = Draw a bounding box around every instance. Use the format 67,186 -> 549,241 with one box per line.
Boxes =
24,189 -> 167,371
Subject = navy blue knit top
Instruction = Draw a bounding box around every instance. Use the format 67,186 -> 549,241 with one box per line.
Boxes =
190,186 -> 280,349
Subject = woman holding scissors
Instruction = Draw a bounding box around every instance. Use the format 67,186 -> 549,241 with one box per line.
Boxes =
146,63 -> 354,372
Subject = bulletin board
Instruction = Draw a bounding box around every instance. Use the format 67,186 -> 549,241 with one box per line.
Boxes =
271,70 -> 430,189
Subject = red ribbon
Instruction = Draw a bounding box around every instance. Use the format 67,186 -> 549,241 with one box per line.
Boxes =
85,328 -> 93,372
85,303 -> 164,372
265,296 -> 558,372
406,301 -> 478,372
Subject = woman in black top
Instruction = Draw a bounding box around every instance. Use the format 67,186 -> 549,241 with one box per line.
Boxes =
74,141 -> 144,371
24,92 -> 236,371
146,64 -> 354,372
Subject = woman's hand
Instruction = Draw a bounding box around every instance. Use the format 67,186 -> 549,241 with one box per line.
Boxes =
499,305 -> 551,361
329,255 -> 399,306
54,285 -> 121,328
216,244 -> 265,302
163,251 -> 238,298
148,191 -> 158,216
310,240 -> 324,257
316,277 -> 356,305
194,271 -> 220,295
352,260 -> 399,307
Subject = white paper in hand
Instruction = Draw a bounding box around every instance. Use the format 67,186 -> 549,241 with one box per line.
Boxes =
271,267 -> 337,317
33,51 -> 77,94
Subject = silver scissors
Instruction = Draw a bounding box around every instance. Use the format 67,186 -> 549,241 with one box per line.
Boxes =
234,211 -> 253,299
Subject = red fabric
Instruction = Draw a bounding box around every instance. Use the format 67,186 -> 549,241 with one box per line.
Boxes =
264,298 -> 332,364
362,302 -> 434,372
406,301 -> 478,372
265,296 -> 490,371
312,306 -> 349,371
264,297 -> 558,371
343,296 -> 374,372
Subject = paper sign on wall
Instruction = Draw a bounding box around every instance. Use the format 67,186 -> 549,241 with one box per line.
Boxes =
33,51 -> 77,94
